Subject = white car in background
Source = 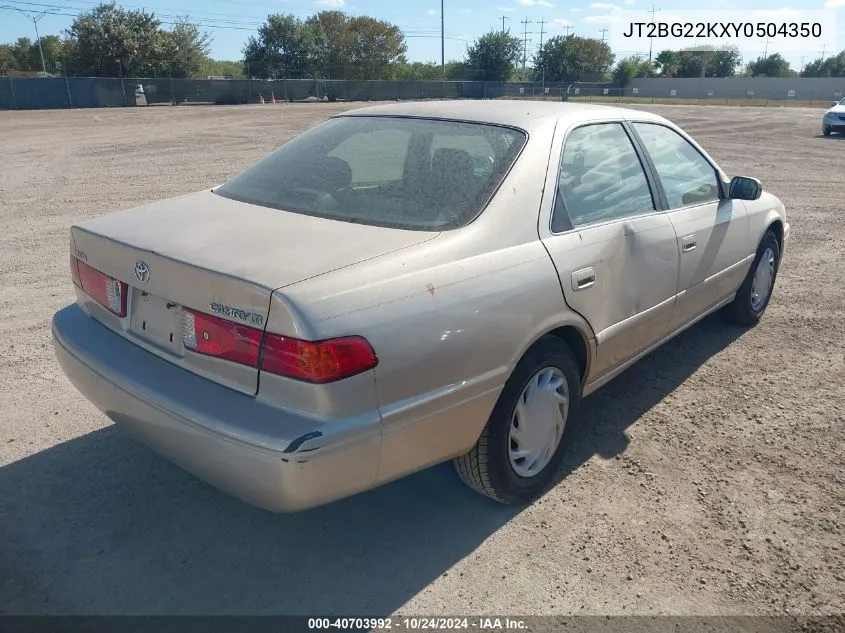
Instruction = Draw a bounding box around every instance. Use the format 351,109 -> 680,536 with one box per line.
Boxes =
822,97 -> 845,136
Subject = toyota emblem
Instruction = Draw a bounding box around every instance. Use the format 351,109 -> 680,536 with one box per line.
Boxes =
134,260 -> 150,283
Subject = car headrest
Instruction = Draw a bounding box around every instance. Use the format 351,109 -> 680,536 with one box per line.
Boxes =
431,148 -> 474,184
315,156 -> 353,191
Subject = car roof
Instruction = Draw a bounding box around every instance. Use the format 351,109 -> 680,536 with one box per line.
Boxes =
337,99 -> 667,132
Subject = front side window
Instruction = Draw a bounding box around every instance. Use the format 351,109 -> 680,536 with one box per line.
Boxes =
553,122 -> 656,230
214,116 -> 526,231
632,123 -> 721,209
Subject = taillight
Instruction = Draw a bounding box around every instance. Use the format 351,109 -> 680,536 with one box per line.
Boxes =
182,308 -> 262,367
70,254 -> 81,288
261,333 -> 378,383
181,308 -> 378,383
73,256 -> 127,317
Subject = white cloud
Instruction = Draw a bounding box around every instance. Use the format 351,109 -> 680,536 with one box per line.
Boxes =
583,13 -> 617,24
753,8 -> 801,16
589,2 -> 620,8
624,0 -> 634,4
314,0 -> 345,5
515,0 -> 555,6
825,0 -> 845,6
551,18 -> 574,27
427,8 -> 436,15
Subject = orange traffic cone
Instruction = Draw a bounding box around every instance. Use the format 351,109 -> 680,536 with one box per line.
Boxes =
259,93 -> 265,104
270,91 -> 276,104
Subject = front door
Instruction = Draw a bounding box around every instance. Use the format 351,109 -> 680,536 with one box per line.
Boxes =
629,122 -> 751,331
540,121 -> 680,380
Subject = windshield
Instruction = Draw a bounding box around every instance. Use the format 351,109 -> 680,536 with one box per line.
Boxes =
214,115 -> 526,231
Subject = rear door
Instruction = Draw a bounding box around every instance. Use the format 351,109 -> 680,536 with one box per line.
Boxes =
629,121 -> 750,332
539,120 -> 680,380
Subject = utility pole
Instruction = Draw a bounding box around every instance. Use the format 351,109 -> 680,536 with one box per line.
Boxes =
537,18 -> 546,51
647,4 -> 659,66
500,15 -> 510,34
599,27 -> 609,43
763,38 -> 770,58
441,0 -> 445,76
820,44 -> 827,63
564,25 -> 572,36
521,18 -> 532,79
0,6 -> 48,74
799,56 -> 806,73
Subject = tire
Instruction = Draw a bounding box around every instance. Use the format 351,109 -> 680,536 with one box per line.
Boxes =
724,229 -> 781,326
453,336 -> 581,505
823,126 -> 831,136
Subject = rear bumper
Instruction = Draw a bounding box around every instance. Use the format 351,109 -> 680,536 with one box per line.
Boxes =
51,304 -> 382,512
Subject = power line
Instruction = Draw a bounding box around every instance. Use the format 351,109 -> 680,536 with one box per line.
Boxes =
537,17 -> 546,52
440,0 -> 444,75
647,3 -> 658,66
0,4 -> 48,73
500,14 -> 510,34
599,27 -> 608,43
520,17 -> 531,77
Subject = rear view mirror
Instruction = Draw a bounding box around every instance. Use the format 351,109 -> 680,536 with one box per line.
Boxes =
729,176 -> 762,201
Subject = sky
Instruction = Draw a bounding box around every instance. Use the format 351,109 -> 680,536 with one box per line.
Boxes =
1,0 -> 843,72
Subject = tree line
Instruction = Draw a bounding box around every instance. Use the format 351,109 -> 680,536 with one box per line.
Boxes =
2,1 -> 845,82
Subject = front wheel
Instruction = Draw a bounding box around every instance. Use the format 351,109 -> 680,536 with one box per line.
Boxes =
453,337 -> 581,505
724,230 -> 781,326
823,125 -> 832,136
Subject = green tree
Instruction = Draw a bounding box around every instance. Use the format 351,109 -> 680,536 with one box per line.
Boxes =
612,55 -> 653,85
802,51 -> 845,77
675,46 -> 740,78
465,30 -> 522,81
0,44 -> 18,74
654,49 -> 679,77
242,14 -> 317,78
344,15 -> 407,79
66,2 -> 162,76
196,58 -> 244,78
306,10 -> 352,77
156,18 -> 211,78
534,35 -> 614,82
744,53 -> 792,78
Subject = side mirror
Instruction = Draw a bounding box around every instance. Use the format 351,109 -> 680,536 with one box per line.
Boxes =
728,176 -> 762,201
833,100 -> 839,106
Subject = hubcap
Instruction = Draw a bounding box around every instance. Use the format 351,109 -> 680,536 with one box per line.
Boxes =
750,247 -> 776,312
508,367 -> 569,478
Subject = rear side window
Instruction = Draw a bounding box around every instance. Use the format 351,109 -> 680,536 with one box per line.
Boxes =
215,116 -> 526,231
553,122 -> 656,230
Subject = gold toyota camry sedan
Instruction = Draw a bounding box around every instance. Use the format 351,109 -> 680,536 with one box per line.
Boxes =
53,100 -> 789,512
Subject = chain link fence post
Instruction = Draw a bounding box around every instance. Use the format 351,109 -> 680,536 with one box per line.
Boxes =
8,75 -> 18,110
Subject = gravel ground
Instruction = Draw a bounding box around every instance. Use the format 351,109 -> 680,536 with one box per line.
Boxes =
0,102 -> 842,618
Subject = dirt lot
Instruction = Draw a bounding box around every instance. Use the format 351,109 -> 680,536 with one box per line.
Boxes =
0,102 -> 842,618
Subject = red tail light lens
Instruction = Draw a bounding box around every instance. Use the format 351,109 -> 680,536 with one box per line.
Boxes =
182,308 -> 262,367
260,334 -> 378,383
73,256 -> 127,317
181,308 -> 378,383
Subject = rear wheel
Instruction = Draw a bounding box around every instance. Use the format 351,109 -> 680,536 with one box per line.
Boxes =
454,337 -> 581,505
724,230 -> 780,326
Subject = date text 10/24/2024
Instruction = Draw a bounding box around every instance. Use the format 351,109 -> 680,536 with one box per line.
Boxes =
308,618 -> 528,630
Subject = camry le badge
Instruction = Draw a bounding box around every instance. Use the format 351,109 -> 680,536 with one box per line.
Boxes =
134,260 -> 150,283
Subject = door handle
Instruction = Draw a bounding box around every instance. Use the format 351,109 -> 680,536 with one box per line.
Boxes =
571,267 -> 596,291
681,235 -> 697,252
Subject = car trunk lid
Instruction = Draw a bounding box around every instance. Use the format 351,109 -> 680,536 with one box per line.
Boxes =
70,189 -> 437,395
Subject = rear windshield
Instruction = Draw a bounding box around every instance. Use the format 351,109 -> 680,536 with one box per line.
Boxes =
214,116 -> 527,231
